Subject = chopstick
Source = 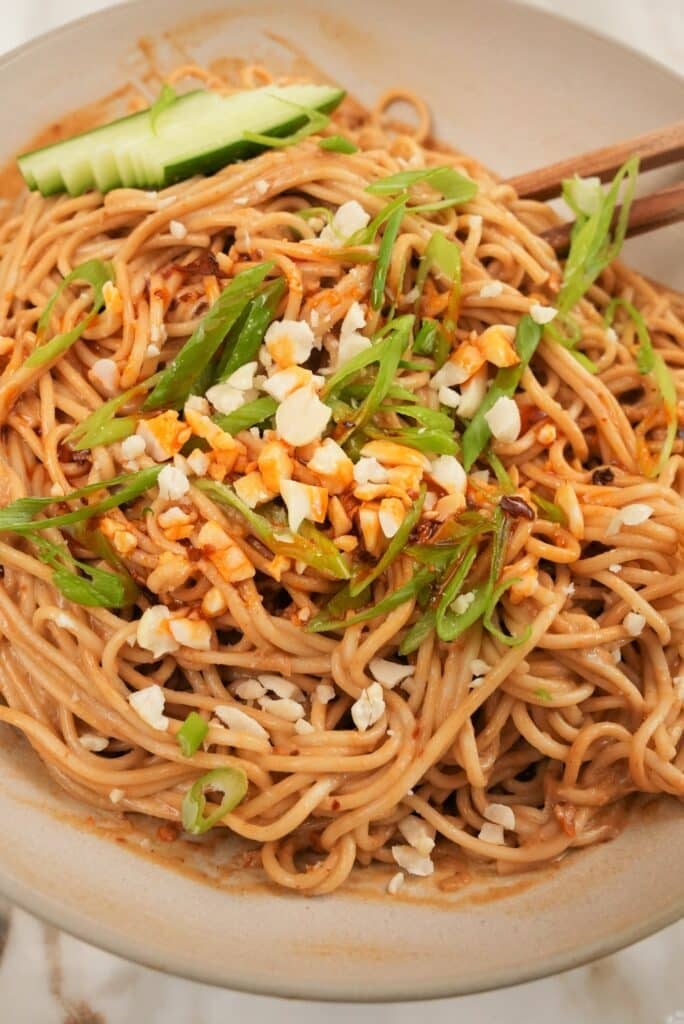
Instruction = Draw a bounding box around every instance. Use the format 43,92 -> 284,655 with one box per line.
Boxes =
506,120 -> 684,201
503,119 -> 684,256
540,181 -> 684,257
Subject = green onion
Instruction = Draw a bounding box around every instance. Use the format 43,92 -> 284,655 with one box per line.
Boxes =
177,712 -> 209,757
487,452 -> 514,494
347,194 -> 407,247
297,206 -> 333,226
399,608 -> 438,655
558,157 -> 638,314
307,567 -> 434,633
365,424 -> 458,456
71,519 -> 139,590
531,492 -> 567,524
399,515 -> 497,653
382,403 -> 455,432
144,263 -> 274,411
25,260 -> 114,370
181,767 -> 248,834
324,316 -> 414,442
605,297 -> 678,476
366,166 -> 478,212
434,544 -> 479,640
215,278 -> 285,382
482,577 -> 532,647
194,479 -> 351,580
0,466 -> 160,534
403,508 -> 522,648
415,231 -> 460,302
534,687 -> 552,702
319,135 -> 358,154
150,83 -> 178,134
542,314 -> 598,373
243,99 -> 330,149
32,536 -> 137,608
461,314 -> 542,470
412,319 -> 450,368
212,396 -> 277,435
67,372 -> 163,450
316,582 -> 370,622
371,199 -> 406,310
349,485 -> 425,597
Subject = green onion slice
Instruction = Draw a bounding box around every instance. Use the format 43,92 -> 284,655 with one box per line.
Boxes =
177,712 -> 209,757
25,260 -> 114,370
181,767 -> 248,834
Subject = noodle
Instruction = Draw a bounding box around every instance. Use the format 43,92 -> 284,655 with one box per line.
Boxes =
0,60 -> 682,897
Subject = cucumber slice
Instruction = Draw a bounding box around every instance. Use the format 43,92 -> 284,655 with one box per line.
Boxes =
18,84 -> 345,197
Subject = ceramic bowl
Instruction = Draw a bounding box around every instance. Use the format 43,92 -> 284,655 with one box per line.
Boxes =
0,0 -> 683,1000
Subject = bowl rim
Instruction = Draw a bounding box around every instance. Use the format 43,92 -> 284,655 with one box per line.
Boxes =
0,0 -> 682,1001
2,825 -> 683,1002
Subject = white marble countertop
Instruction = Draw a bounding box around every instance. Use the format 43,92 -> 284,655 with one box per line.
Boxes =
1,2 -> 683,1021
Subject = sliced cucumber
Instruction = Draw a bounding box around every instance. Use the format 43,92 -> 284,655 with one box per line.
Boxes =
18,83 -> 345,197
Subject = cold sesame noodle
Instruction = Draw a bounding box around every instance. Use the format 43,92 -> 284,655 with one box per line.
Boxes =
0,62 -> 683,896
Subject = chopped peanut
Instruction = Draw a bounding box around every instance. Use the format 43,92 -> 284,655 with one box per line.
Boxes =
360,440 -> 430,470
184,407 -> 245,470
536,422 -> 557,446
378,497 -> 406,538
353,482 -> 413,505
210,542 -> 255,583
258,440 -> 294,493
434,492 -> 467,520
328,496 -> 353,537
479,325 -> 519,368
169,617 -> 213,650
452,341 -> 487,379
99,517 -> 137,556
358,504 -> 383,557
196,520 -> 231,552
234,470 -> 275,509
112,529 -> 137,556
102,281 -> 123,314
137,410 -> 191,462
158,506 -> 196,541
147,551 -> 193,594
334,534 -> 359,552
386,464 -> 424,493
280,479 -> 328,532
307,438 -> 354,494
201,586 -> 228,618
263,555 -> 291,581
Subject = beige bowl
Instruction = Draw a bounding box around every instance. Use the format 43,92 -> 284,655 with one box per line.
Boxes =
0,0 -> 683,1001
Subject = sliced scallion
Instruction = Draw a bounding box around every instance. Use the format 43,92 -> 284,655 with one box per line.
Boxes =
181,767 -> 248,834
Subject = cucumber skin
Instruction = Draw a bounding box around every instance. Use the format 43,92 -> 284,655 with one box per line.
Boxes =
18,86 -> 345,197
17,103 -> 158,196
159,92 -> 346,187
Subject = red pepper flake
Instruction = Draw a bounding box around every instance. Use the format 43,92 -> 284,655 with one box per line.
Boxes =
157,823 -> 180,843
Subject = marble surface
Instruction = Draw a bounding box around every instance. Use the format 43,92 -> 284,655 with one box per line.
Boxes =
1,2 -> 683,1021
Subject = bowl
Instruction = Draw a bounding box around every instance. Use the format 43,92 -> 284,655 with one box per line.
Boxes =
0,0 -> 683,1001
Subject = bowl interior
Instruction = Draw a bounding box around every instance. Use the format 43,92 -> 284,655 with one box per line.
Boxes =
0,0 -> 683,1000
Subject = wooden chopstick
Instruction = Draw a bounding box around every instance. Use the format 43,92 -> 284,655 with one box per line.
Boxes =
506,119 -> 684,201
541,180 -> 684,256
